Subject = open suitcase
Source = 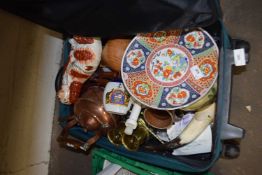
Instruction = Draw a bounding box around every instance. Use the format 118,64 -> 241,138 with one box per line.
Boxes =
1,0 -> 250,174
56,21 -> 249,174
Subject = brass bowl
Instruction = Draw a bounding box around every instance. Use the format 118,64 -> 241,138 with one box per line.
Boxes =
107,123 -> 125,146
143,108 -> 174,129
121,125 -> 148,151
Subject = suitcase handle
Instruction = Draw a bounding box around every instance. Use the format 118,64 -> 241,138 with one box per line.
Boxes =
218,38 -> 250,140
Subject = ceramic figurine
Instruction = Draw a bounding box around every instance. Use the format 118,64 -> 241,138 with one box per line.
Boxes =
57,36 -> 102,104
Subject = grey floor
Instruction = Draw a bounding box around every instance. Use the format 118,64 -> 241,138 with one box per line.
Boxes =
49,0 -> 262,175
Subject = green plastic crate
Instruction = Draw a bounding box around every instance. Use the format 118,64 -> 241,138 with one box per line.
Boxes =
92,148 -> 214,175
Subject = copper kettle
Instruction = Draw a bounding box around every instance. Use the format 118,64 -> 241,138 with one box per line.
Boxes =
57,86 -> 118,151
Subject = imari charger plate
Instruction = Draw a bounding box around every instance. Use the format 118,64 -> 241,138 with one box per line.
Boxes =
121,28 -> 219,110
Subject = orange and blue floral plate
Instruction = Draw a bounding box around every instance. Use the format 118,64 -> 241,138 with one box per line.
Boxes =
121,28 -> 219,110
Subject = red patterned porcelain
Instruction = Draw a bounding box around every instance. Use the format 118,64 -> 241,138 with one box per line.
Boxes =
121,28 -> 218,110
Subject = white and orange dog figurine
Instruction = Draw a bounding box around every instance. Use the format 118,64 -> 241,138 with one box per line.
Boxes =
58,36 -> 102,104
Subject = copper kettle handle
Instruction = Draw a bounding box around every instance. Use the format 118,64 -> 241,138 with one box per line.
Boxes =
57,116 -> 102,152
58,130 -> 102,152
